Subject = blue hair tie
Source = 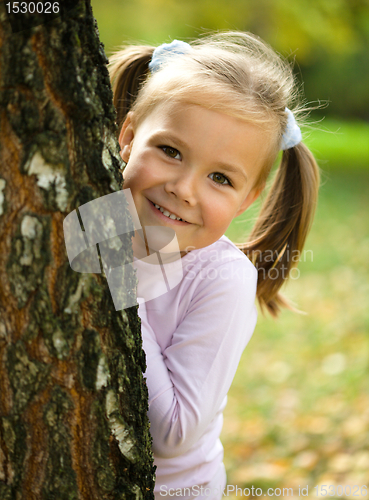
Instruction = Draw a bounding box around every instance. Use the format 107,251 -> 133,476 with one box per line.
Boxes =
280,108 -> 302,150
149,40 -> 192,74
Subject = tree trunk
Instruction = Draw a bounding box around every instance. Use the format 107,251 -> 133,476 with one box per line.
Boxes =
0,2 -> 155,499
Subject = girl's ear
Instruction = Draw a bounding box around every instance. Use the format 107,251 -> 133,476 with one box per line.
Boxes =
234,185 -> 264,218
118,112 -> 135,162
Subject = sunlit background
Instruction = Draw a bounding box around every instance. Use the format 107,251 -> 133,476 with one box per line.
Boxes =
91,0 -> 369,496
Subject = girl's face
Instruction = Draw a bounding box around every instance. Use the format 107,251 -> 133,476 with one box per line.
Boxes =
119,102 -> 272,256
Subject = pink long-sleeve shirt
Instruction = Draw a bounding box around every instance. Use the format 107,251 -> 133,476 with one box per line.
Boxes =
136,235 -> 258,493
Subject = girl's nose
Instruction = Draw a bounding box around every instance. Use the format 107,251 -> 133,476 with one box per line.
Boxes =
164,172 -> 198,205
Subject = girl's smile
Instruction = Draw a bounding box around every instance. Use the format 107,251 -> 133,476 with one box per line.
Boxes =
148,199 -> 191,224
119,102 -> 272,256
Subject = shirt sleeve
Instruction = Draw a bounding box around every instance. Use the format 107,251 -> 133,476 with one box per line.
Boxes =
139,258 -> 257,459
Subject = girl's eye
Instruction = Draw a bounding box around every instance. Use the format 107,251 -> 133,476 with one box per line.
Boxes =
160,146 -> 181,160
209,172 -> 231,186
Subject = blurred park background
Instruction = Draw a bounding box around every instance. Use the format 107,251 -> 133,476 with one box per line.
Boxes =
90,0 -> 369,496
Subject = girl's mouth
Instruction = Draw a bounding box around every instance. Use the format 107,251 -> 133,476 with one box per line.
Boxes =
149,200 -> 190,224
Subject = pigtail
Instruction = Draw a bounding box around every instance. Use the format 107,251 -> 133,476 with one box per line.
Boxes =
242,142 -> 320,317
109,46 -> 154,133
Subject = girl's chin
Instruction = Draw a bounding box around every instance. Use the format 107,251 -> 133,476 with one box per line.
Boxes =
132,230 -> 192,260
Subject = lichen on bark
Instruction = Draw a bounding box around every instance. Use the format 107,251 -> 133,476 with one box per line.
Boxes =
7,213 -> 51,309
6,341 -> 50,412
0,416 -> 27,499
42,386 -> 79,500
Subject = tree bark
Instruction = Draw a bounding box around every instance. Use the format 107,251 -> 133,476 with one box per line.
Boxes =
0,1 -> 155,499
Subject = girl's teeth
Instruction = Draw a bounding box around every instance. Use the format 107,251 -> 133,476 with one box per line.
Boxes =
153,202 -> 184,221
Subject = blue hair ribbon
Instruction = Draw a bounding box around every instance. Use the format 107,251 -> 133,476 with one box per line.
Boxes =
149,40 -> 192,74
280,108 -> 302,150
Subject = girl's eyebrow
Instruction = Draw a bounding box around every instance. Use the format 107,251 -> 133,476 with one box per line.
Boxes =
215,162 -> 248,182
150,131 -> 188,150
151,130 -> 248,182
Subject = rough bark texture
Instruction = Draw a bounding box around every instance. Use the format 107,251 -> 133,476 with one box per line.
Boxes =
0,2 -> 155,499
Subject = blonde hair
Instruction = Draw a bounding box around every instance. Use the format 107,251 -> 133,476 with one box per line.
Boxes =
109,32 -> 320,316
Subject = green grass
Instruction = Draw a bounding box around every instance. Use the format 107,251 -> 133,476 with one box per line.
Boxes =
223,171 -> 369,495
302,119 -> 369,170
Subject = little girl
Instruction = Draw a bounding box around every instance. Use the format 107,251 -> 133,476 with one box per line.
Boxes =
109,32 -> 319,498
